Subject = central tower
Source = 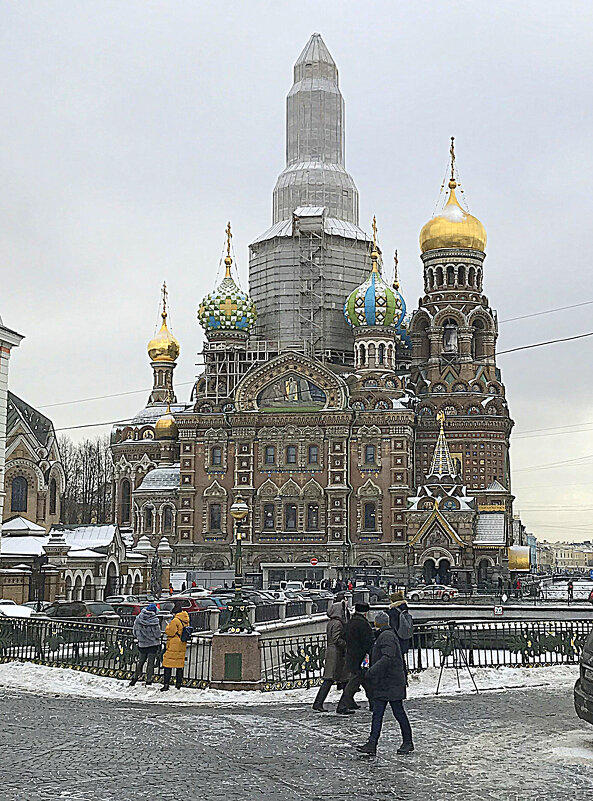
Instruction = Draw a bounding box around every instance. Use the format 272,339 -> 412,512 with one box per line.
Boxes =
249,33 -> 371,364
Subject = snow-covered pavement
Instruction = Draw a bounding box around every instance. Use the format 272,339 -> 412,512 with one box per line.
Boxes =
1,661 -> 592,801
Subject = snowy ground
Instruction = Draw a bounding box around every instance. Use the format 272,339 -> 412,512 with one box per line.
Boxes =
1,662 -> 592,801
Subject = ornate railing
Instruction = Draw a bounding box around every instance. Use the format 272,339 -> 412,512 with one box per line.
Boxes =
286,601 -> 307,618
0,619 -> 211,688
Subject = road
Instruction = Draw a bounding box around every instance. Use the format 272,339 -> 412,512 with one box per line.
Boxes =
1,681 -> 592,800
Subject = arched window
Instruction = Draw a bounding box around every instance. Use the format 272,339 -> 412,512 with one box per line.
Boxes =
364,444 -> 376,464
468,266 -> 476,287
286,445 -> 297,465
378,344 -> 385,365
211,446 -> 222,466
428,270 -> 435,291
363,502 -> 376,530
49,478 -> 57,515
436,266 -> 444,286
144,506 -> 154,532
163,506 -> 173,533
209,503 -> 221,531
447,264 -> 455,285
284,503 -> 297,530
121,479 -> 131,524
307,504 -> 319,531
308,444 -> 319,464
263,503 -> 275,529
11,476 -> 27,513
359,343 -> 366,366
458,265 -> 466,285
472,318 -> 486,360
264,445 -> 275,465
443,319 -> 458,354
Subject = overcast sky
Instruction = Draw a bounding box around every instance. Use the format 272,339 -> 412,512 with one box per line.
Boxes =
1,1 -> 592,543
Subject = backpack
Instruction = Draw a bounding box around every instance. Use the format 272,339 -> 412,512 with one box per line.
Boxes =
396,609 -> 414,641
180,625 -> 193,643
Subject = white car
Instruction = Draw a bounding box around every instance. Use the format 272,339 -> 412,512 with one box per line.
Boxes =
105,594 -> 141,604
175,587 -> 211,599
408,584 -> 459,602
0,602 -> 42,619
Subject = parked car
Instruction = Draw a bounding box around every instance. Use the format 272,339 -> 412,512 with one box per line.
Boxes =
163,596 -> 213,613
575,627 -> 593,725
44,601 -> 120,624
23,601 -> 52,612
174,586 -> 211,599
0,602 -> 44,619
407,584 -> 459,602
355,584 -> 387,603
105,594 -> 140,604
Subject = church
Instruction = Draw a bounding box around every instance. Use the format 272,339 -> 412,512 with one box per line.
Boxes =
111,34 -> 516,589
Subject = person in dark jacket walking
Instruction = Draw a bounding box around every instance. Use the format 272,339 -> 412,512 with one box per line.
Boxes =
357,611 -> 413,756
388,591 -> 413,658
337,602 -> 375,713
312,600 -> 349,712
130,603 -> 162,686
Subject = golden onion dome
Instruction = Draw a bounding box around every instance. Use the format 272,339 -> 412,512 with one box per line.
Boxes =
155,406 -> 178,440
147,284 -> 180,363
419,179 -> 487,254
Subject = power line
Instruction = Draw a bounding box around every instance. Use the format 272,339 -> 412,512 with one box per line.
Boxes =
499,300 -> 593,324
38,379 -> 198,410
496,330 -> 593,356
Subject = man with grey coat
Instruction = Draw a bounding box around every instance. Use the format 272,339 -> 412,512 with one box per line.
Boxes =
312,599 -> 350,713
130,603 -> 162,686
356,611 -> 414,755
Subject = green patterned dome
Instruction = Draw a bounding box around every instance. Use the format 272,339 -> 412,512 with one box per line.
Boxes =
198,229 -> 257,333
344,253 -> 404,329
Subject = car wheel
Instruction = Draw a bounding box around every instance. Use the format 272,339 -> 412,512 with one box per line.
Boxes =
441,593 -> 450,601
409,593 -> 420,602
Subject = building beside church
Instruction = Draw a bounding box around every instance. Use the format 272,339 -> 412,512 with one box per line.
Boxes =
112,33 -> 517,589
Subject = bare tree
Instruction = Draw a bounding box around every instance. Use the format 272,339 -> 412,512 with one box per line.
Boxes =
57,435 -> 113,524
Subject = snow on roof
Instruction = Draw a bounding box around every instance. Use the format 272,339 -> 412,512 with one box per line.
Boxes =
251,216 -> 371,244
67,548 -> 105,559
474,513 -> 506,545
486,479 -> 508,492
50,525 -> 117,550
293,206 -> 326,217
135,465 -> 180,493
2,517 -> 46,535
0,536 -> 47,557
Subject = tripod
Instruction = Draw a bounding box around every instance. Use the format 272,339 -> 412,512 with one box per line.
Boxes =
435,622 -> 479,695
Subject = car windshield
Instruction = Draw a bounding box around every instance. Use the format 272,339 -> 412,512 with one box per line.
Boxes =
87,603 -> 116,614
0,599 -> 17,605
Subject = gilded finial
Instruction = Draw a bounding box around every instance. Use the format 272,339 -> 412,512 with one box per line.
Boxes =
393,250 -> 399,290
449,136 -> 457,189
224,221 -> 233,278
161,281 -> 169,322
437,409 -> 446,429
370,216 -> 380,273
433,497 -> 439,511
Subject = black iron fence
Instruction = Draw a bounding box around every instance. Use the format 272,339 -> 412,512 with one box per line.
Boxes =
259,619 -> 593,691
0,618 -> 211,688
255,604 -> 281,623
286,601 -> 307,618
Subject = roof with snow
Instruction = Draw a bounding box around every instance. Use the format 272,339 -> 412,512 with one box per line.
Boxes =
2,517 -> 46,535
49,525 -> 117,550
7,392 -> 54,448
135,465 -> 180,493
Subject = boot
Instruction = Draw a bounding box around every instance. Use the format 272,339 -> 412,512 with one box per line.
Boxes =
349,701 -> 361,710
397,741 -> 414,755
312,703 -> 328,712
160,684 -> 170,693
128,679 -> 137,687
336,707 -> 355,715
356,740 -> 377,756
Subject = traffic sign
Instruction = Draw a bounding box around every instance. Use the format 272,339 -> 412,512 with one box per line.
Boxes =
590,569 -> 593,581
494,606 -> 504,617
310,557 -> 318,566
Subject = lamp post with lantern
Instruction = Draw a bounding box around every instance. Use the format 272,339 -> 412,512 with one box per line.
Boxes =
220,497 -> 254,633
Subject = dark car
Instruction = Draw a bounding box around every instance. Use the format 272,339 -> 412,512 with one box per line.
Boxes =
44,601 -> 120,624
575,628 -> 593,725
356,584 -> 387,604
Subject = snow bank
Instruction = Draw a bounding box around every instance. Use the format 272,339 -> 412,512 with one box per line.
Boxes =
0,661 -> 579,707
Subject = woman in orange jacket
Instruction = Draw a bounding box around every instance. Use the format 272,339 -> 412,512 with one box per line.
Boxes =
160,610 -> 191,691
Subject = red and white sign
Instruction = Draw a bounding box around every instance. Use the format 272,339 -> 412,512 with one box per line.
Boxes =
494,605 -> 504,617
310,557 -> 318,566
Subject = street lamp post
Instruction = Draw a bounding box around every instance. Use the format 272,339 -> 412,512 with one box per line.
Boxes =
220,497 -> 254,634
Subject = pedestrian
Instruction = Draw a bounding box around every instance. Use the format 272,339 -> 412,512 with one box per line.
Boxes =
129,603 -> 162,687
160,608 -> 191,692
347,580 -> 353,592
181,582 -> 187,592
387,591 -> 414,669
191,580 -> 197,588
567,581 -> 574,603
497,575 -> 503,597
312,599 -> 349,712
168,583 -> 174,596
337,602 -> 375,713
356,611 -> 413,756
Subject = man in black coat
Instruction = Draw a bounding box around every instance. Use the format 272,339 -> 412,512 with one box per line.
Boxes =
336,602 -> 375,714
356,611 -> 414,756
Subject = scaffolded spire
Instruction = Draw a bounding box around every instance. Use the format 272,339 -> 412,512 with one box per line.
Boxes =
429,411 -> 458,479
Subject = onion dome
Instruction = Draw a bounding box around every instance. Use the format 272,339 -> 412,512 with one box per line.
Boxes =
198,222 -> 257,333
344,218 -> 405,329
419,139 -> 486,254
147,283 -> 180,363
155,402 -> 178,440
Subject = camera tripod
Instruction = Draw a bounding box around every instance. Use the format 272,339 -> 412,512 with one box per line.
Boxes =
435,622 -> 479,695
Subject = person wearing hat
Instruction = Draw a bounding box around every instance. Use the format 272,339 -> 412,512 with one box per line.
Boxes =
357,611 -> 413,756
337,602 -> 375,714
312,599 -> 349,712
388,590 -> 414,663
130,603 -> 162,686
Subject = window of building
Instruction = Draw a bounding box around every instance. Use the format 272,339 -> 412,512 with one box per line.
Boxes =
163,506 -> 173,533
308,444 -> 319,464
49,478 -> 57,515
11,476 -> 28,513
285,503 -> 297,530
286,445 -> 297,464
264,446 -> 275,465
121,479 -> 131,524
307,504 -> 319,531
378,343 -> 385,365
263,503 -> 275,529
209,503 -> 222,531
144,506 -> 154,531
363,502 -> 376,530
364,444 -> 376,464
211,446 -> 222,466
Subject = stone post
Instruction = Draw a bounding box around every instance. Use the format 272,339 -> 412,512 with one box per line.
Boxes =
278,599 -> 287,622
157,537 -> 174,592
305,599 -> 313,617
210,632 -> 262,690
209,608 -> 221,633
